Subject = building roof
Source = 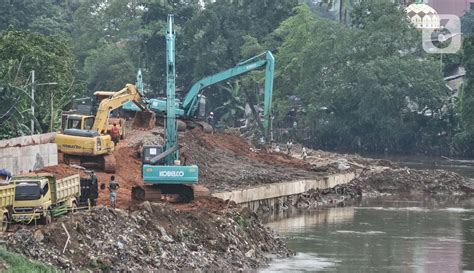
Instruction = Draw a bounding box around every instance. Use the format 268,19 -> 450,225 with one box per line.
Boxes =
406,3 -> 440,29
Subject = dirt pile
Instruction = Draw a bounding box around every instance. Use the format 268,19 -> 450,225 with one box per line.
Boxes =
181,130 -> 323,192
352,167 -> 474,195
6,198 -> 292,271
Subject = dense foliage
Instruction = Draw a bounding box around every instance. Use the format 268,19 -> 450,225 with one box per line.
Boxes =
0,0 -> 471,156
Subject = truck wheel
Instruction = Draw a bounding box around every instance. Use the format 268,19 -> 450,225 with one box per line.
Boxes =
1,214 -> 8,232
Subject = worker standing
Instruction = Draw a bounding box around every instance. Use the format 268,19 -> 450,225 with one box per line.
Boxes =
207,112 -> 215,126
108,175 -> 120,208
286,140 -> 293,155
302,147 -> 307,161
111,123 -> 120,146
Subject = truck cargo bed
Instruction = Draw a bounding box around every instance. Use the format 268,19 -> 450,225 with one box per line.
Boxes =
51,174 -> 80,204
0,184 -> 15,209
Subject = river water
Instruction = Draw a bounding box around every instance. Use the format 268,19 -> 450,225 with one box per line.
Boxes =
263,155 -> 474,273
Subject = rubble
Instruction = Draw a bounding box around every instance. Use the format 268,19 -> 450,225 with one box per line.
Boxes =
351,167 -> 474,195
6,198 -> 292,271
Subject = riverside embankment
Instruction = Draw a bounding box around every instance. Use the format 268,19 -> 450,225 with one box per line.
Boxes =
2,128 -> 473,271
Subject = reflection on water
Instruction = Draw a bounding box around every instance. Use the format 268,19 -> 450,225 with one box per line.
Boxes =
264,198 -> 474,273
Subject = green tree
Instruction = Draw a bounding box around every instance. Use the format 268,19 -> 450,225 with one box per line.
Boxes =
456,35 -> 474,155
71,0 -> 145,91
272,3 -> 450,153
0,0 -> 69,36
83,44 -> 136,91
0,30 -> 76,137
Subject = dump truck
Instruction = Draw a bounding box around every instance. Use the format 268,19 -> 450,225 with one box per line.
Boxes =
0,184 -> 15,232
12,173 -> 81,225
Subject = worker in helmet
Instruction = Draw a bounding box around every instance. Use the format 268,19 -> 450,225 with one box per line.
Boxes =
111,123 -> 120,146
207,111 -> 215,126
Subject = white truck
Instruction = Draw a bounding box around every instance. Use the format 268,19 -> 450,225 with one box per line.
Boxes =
11,173 -> 80,224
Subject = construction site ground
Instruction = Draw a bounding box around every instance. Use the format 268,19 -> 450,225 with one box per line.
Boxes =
5,124 -> 474,271
37,125 -> 366,209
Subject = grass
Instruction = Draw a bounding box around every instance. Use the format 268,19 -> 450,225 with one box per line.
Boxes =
0,246 -> 59,273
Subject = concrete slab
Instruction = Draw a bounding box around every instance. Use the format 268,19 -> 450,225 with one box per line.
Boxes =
212,172 -> 356,205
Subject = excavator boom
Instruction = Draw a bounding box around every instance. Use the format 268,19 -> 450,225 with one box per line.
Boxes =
92,84 -> 147,134
133,14 -> 202,203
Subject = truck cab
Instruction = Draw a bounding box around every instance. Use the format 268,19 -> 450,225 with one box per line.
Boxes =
12,175 -> 53,223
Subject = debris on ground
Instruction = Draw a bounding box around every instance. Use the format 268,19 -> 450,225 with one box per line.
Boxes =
5,198 -> 292,271
182,129 -> 327,192
351,167 -> 474,195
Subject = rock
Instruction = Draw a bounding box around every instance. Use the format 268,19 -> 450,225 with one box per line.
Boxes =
157,226 -> 174,243
139,201 -> 153,213
117,241 -> 124,250
33,230 -> 44,242
245,249 -> 255,258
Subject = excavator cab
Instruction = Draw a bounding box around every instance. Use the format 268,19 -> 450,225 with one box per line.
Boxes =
61,114 -> 95,132
142,145 -> 164,165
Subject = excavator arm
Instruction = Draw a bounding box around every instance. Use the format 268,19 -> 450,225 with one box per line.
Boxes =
92,84 -> 146,134
182,51 -> 274,140
146,51 -> 275,140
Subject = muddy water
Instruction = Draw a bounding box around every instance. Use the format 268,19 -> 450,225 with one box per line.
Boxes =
263,157 -> 474,273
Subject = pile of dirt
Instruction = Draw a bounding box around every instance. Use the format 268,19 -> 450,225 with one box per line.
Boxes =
33,165 -> 82,180
181,130 -> 324,192
352,167 -> 474,195
189,129 -> 312,170
6,198 -> 292,271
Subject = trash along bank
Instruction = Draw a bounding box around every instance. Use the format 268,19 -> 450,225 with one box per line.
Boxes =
5,198 -> 292,271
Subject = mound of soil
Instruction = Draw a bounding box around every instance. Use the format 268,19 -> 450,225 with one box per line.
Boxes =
352,168 -> 473,195
6,198 -> 292,271
188,129 -> 311,170
182,130 -> 322,192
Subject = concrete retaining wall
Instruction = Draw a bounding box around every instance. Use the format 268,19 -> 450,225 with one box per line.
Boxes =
0,133 -> 56,148
212,172 -> 356,212
0,134 -> 58,175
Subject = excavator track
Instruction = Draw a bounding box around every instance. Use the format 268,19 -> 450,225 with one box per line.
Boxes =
185,120 -> 213,133
132,184 -> 210,203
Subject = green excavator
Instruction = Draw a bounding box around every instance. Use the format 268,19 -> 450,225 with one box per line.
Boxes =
131,14 -> 205,202
123,44 -> 275,142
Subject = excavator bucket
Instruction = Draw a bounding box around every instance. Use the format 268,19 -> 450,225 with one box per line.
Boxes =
132,111 -> 156,129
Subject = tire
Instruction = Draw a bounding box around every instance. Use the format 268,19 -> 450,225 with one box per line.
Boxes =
1,214 -> 8,232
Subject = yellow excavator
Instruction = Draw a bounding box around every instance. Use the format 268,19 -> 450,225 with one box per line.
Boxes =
55,84 -> 155,172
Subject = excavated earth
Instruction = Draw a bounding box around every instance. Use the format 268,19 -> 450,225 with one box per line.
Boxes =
35,128 -> 336,209
5,198 -> 291,271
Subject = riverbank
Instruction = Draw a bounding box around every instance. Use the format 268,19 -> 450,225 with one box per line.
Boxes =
5,198 -> 292,271
4,129 -> 474,271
